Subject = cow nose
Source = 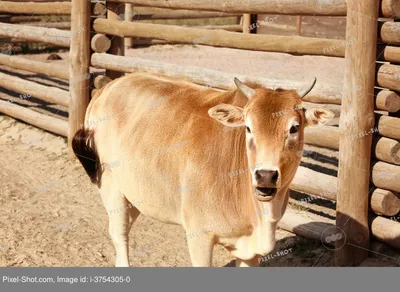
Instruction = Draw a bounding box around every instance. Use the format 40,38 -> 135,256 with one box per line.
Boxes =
255,169 -> 279,186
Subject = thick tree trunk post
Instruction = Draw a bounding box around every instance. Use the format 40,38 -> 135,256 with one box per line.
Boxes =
296,16 -> 302,35
335,0 -> 379,266
106,2 -> 124,79
125,3 -> 133,48
242,14 -> 251,33
69,0 -> 91,158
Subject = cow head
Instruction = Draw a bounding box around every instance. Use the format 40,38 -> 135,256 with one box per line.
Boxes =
208,78 -> 334,205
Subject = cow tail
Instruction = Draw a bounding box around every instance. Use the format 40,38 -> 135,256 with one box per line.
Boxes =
72,128 -> 100,184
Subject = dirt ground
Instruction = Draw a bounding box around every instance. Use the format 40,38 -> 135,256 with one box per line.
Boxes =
0,44 -> 398,267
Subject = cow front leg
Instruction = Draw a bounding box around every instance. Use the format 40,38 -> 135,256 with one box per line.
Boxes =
235,257 -> 259,267
186,235 -> 214,267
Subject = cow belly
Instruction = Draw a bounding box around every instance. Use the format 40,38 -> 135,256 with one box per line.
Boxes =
111,164 -> 184,225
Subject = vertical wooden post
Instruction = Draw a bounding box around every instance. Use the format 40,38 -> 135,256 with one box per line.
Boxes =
296,16 -> 302,36
242,14 -> 251,33
106,2 -> 124,79
335,0 -> 379,266
124,3 -> 133,49
68,0 -> 91,158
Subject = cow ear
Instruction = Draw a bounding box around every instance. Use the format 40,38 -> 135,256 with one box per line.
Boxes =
208,103 -> 245,127
305,108 -> 335,126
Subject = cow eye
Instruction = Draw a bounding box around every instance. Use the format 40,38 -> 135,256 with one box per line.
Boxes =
290,125 -> 299,134
246,126 -> 251,134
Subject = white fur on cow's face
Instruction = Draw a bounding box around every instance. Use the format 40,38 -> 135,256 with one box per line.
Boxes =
241,96 -> 305,206
244,115 -> 302,188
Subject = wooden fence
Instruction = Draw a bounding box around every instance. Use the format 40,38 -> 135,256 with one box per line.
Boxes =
0,0 -> 400,266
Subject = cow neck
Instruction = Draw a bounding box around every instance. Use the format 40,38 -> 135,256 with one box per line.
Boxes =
230,131 -> 280,257
213,88 -> 272,227
229,123 -> 268,228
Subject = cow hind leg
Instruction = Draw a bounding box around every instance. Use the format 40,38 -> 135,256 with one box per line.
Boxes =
100,173 -> 140,267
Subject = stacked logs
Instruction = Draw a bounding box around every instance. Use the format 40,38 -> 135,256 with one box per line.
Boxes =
291,18 -> 400,249
274,19 -> 400,253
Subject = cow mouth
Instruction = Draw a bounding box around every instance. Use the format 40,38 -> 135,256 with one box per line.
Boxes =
255,187 -> 277,202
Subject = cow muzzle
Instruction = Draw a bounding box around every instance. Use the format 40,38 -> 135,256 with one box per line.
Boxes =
253,169 -> 280,202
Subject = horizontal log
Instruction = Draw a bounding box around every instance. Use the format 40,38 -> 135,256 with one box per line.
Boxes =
108,0 -> 400,17
91,33 -> 111,53
0,54 -> 69,80
0,15 -> 43,23
305,117 -> 400,145
379,21 -> 400,45
304,125 -> 340,149
136,12 -> 239,20
94,75 -> 112,89
375,90 -> 400,112
371,161 -> 400,193
374,136 -> 400,166
26,22 -> 71,30
377,115 -> 400,141
129,6 -> 239,19
0,23 -> 70,47
304,125 -> 400,165
370,216 -> 400,250
376,63 -> 400,92
91,53 -> 343,104
291,166 -> 336,201
381,0 -> 400,20
93,19 -> 346,57
131,24 -> 244,46
377,45 -> 400,64
0,99 -> 67,136
0,1 -> 71,15
108,0 -> 348,16
370,189 -> 400,217
292,166 -> 400,217
185,24 -> 243,32
130,26 -> 242,48
0,72 -> 69,106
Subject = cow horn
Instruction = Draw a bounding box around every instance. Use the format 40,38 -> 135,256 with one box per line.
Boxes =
234,77 -> 255,99
297,77 -> 317,99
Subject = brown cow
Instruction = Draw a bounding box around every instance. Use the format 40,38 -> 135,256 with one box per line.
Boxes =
73,73 -> 333,267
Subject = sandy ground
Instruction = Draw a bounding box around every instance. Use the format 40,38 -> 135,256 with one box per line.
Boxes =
0,45 -> 398,267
